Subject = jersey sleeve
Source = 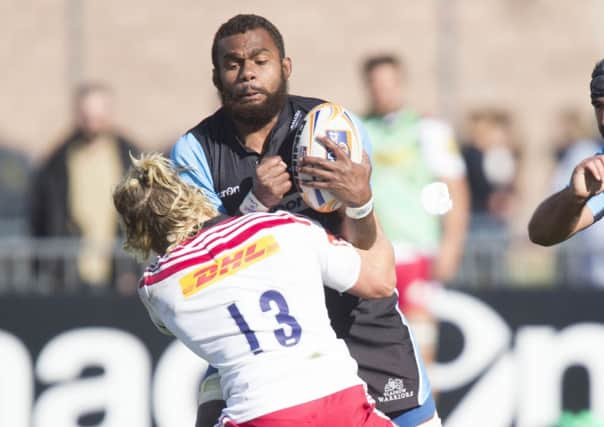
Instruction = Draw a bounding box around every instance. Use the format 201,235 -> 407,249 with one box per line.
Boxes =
309,223 -> 361,293
350,112 -> 373,158
579,149 -> 604,221
171,133 -> 226,213
418,118 -> 466,179
587,193 -> 604,221
137,285 -> 173,336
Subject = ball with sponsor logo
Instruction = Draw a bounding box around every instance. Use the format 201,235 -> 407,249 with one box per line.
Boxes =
292,102 -> 364,213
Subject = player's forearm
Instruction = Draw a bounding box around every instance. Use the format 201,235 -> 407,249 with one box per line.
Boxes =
528,187 -> 590,246
352,226 -> 396,298
340,211 -> 377,250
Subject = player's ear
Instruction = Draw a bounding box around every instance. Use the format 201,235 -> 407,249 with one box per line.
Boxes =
282,57 -> 292,81
212,68 -> 222,90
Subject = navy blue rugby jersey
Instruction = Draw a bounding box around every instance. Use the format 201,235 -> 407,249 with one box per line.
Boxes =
170,95 -> 431,414
172,95 -> 373,231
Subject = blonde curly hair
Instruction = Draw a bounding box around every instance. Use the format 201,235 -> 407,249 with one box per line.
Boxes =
113,152 -> 218,260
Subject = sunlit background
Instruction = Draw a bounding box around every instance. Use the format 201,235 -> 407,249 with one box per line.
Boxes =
2,1 -> 604,426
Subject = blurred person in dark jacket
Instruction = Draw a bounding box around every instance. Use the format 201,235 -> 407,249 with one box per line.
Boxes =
30,82 -> 138,292
460,109 -> 520,232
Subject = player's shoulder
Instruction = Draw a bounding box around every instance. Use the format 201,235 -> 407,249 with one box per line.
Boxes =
183,108 -> 228,141
141,212 -> 314,287
201,211 -> 316,251
173,109 -> 231,163
288,95 -> 326,113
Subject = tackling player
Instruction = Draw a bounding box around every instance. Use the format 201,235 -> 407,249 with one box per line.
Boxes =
171,14 -> 440,427
113,152 -> 396,426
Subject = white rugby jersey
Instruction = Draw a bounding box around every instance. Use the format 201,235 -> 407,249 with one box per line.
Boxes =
138,211 -> 365,423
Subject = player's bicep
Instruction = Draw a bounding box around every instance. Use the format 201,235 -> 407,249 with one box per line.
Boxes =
319,236 -> 394,299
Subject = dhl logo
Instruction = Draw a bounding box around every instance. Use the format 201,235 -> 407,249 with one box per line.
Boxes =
179,235 -> 280,297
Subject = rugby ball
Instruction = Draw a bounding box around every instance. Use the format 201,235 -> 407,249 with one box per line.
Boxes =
292,103 -> 364,213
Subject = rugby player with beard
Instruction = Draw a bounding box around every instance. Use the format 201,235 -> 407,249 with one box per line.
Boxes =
171,14 -> 440,427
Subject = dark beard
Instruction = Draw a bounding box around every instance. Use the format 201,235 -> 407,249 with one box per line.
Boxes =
220,78 -> 288,130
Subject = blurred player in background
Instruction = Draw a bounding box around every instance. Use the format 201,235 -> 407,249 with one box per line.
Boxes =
171,14 -> 440,427
113,153 -> 397,426
361,55 -> 470,365
529,59 -> 604,247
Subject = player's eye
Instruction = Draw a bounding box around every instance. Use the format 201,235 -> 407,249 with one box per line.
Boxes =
224,61 -> 240,71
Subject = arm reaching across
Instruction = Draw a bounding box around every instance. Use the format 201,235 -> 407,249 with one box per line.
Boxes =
348,221 -> 396,298
314,219 -> 395,300
528,154 -> 604,245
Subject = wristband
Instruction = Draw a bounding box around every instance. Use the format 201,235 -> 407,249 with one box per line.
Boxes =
345,196 -> 374,219
239,190 -> 270,214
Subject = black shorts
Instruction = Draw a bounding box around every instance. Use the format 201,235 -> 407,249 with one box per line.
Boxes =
325,289 -> 427,415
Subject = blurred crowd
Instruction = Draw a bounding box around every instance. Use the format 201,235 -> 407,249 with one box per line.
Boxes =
0,83 -> 140,294
1,54 -> 603,295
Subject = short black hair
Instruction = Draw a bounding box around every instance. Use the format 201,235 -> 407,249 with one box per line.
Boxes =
590,58 -> 604,106
592,58 -> 604,79
212,14 -> 285,69
363,54 -> 403,77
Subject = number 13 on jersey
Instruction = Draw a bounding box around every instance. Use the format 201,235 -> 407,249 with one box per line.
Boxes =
227,289 -> 302,355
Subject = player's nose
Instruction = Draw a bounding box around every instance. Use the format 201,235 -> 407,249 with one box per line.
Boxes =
240,60 -> 257,81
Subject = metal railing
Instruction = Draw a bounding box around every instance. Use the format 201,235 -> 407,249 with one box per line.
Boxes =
0,232 -> 602,295
0,237 -> 143,294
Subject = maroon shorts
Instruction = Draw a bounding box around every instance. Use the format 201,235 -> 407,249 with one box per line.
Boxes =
395,256 -> 433,313
221,385 -> 394,427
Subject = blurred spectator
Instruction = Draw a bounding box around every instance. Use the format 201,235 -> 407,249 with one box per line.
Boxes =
30,82 -> 138,293
551,108 -> 600,190
456,109 -> 521,288
360,54 -> 470,365
0,139 -> 30,236
549,108 -> 604,286
460,109 -> 520,232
